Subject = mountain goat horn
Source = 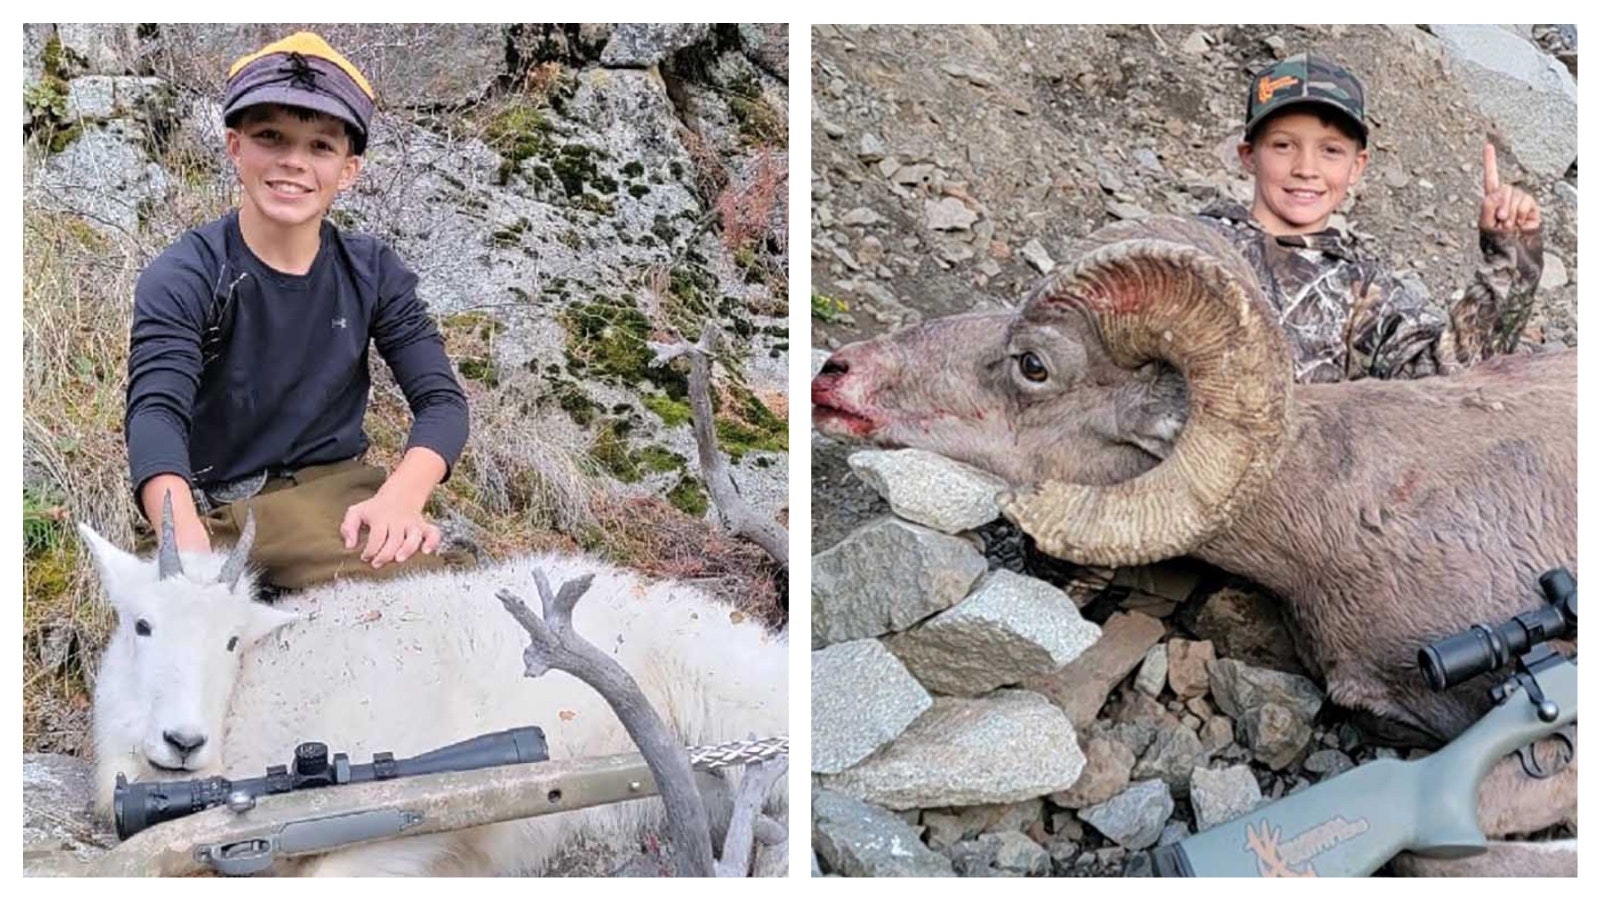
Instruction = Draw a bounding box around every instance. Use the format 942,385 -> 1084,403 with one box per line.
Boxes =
157,489 -> 184,580
218,508 -> 256,590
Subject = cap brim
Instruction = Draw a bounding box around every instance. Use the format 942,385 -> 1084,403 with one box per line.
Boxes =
1247,97 -> 1368,142
223,85 -> 366,138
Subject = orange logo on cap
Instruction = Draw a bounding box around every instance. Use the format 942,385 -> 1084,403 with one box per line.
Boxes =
1258,74 -> 1299,104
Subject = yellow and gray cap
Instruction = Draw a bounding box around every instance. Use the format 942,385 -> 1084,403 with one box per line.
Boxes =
224,32 -> 375,154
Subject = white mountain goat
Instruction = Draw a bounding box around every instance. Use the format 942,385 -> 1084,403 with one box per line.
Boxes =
78,515 -> 788,876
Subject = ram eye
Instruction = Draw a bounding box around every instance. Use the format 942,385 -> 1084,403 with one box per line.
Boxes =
135,619 -> 152,637
226,636 -> 239,652
1018,351 -> 1048,383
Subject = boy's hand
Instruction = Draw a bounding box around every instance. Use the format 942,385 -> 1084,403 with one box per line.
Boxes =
340,494 -> 442,569
338,448 -> 449,569
1480,142 -> 1541,236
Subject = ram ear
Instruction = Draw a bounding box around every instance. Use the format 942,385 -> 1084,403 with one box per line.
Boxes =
241,602 -> 298,646
1112,362 -> 1189,459
76,523 -> 150,607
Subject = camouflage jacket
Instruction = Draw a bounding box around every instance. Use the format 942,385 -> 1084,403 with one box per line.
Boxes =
1195,202 -> 1544,384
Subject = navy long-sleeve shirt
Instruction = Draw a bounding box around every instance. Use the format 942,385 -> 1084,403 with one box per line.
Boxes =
126,210 -> 468,497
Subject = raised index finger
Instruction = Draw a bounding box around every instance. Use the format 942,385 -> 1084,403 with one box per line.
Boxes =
1483,142 -> 1501,194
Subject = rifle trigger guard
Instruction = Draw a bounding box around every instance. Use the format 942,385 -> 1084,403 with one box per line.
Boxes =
1515,724 -> 1576,780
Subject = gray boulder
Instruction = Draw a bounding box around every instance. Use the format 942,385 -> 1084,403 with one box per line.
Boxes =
29,121 -> 171,235
1189,764 -> 1262,831
55,24 -> 141,75
1208,659 -> 1324,770
601,23 -> 712,67
812,518 -> 986,648
23,753 -> 114,875
885,569 -> 1100,696
812,640 -> 933,774
847,448 -> 1007,534
813,789 -> 955,877
819,690 -> 1084,810
1431,25 -> 1578,178
1079,779 -> 1173,851
949,831 -> 1051,876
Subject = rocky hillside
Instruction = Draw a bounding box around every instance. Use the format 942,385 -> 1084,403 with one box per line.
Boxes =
809,24 -> 1577,878
23,23 -> 788,760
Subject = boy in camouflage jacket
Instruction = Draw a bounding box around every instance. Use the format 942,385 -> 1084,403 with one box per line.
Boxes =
1198,53 -> 1544,384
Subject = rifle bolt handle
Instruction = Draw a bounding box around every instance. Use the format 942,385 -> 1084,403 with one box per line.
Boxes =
1538,700 -> 1560,723
228,790 -> 256,813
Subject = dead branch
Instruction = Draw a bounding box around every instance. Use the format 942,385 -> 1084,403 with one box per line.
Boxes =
713,755 -> 788,877
497,571 -> 715,876
648,324 -> 790,569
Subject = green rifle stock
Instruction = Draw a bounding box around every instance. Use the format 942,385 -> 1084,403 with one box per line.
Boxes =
1141,654 -> 1575,877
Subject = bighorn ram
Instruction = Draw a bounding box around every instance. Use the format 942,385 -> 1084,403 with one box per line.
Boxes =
812,216 -> 1575,857
78,517 -> 788,876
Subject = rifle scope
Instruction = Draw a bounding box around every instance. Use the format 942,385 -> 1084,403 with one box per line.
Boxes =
1419,568 -> 1576,692
114,725 -> 548,840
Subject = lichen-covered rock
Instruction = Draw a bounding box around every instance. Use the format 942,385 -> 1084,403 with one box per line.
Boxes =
885,569 -> 1100,696
819,690 -> 1084,810
847,448 -> 1008,533
23,753 -> 114,875
812,639 -> 932,774
601,23 -> 713,67
812,518 -> 986,648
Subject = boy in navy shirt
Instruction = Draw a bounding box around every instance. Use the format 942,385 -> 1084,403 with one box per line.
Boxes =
127,32 -> 468,589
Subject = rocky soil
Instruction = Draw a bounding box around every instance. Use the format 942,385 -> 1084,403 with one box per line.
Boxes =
810,24 -> 1577,877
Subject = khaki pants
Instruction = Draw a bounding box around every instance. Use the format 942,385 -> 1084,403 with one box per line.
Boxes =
138,459 -> 450,591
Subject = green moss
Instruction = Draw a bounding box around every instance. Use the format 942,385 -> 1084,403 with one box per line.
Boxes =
457,357 -> 497,386
668,160 -> 684,180
485,103 -> 556,184
559,300 -> 653,384
726,74 -> 786,149
643,394 -> 693,427
551,380 -> 600,426
621,161 -> 645,178
667,476 -> 709,517
636,444 -> 686,474
651,214 -> 677,243
550,143 -> 616,198
628,183 -> 651,198
590,418 -> 641,483
490,217 -> 533,249
714,384 -> 788,462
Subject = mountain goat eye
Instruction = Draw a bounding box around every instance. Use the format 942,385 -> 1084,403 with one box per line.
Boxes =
226,636 -> 239,652
135,619 -> 152,637
1018,351 -> 1049,383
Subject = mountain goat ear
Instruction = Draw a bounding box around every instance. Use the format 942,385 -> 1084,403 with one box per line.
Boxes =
242,602 -> 298,646
76,523 -> 150,603
1113,363 -> 1189,459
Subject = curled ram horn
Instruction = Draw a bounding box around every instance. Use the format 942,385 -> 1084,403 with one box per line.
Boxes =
157,490 -> 184,580
218,509 -> 256,590
1003,216 -> 1295,566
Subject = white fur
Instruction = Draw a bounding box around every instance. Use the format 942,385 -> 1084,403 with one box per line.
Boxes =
80,526 -> 787,876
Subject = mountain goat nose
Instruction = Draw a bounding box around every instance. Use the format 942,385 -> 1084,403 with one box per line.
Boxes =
818,356 -> 849,377
163,730 -> 207,755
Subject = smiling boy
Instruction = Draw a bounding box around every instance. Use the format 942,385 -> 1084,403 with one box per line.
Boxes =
1197,54 -> 1544,383
126,32 -> 468,590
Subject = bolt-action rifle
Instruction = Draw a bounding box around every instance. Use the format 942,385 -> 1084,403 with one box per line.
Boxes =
1130,567 -> 1576,877
51,732 -> 785,877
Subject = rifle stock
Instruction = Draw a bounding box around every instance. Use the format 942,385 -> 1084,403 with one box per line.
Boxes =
1149,656 -> 1576,877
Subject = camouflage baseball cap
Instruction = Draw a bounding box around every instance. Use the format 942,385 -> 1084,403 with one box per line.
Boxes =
1244,53 -> 1367,146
